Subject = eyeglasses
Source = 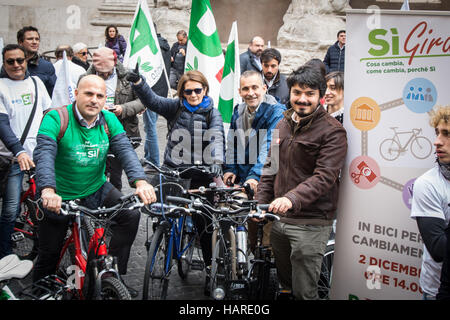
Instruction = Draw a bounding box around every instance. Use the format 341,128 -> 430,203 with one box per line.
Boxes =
79,51 -> 88,56
5,58 -> 26,66
184,88 -> 203,95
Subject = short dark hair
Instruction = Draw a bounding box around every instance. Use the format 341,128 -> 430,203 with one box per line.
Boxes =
2,44 -> 26,61
337,30 -> 346,38
55,45 -> 74,59
325,71 -> 344,92
261,48 -> 281,64
304,58 -> 326,78
17,26 -> 40,43
287,65 -> 327,98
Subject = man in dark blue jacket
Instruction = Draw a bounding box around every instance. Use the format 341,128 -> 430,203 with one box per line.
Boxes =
323,30 -> 346,74
224,71 -> 285,250
17,26 -> 56,97
261,48 -> 289,105
240,36 -> 265,74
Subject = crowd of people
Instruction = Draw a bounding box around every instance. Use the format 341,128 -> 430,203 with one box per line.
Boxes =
0,23 -> 448,301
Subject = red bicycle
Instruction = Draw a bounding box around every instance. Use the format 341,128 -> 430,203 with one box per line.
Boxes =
12,169 -> 39,261
54,193 -> 143,300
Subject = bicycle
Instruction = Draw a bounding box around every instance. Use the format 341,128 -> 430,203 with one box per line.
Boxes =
11,168 -> 39,261
379,127 -> 432,161
53,193 -> 144,300
140,161 -> 210,300
0,254 -> 67,300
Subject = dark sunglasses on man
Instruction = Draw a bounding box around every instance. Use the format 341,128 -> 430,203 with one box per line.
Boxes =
79,51 -> 88,56
5,58 -> 26,65
184,88 -> 203,95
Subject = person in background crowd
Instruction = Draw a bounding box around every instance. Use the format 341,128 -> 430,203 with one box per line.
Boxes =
324,71 -> 344,124
411,105 -> 450,300
53,45 -> 86,88
72,42 -> 90,71
17,26 -> 56,97
169,30 -> 188,90
105,25 -> 127,63
260,48 -> 289,105
240,36 -> 265,74
257,65 -> 347,300
323,30 -> 346,74
84,47 -> 145,192
0,44 -> 51,258
142,24 -> 172,167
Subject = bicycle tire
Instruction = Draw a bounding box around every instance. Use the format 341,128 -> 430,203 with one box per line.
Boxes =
143,225 -> 170,300
210,234 -> 232,299
12,199 -> 39,260
177,230 -> 195,280
100,277 -> 131,300
410,136 -> 432,159
318,243 -> 334,300
263,267 -> 279,300
379,139 -> 401,161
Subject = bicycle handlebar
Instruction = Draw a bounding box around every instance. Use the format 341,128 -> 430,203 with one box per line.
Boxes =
60,193 -> 144,218
141,159 -> 212,178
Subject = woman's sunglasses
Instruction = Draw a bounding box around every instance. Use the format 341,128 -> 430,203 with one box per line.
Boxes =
184,88 -> 203,95
5,58 -> 25,66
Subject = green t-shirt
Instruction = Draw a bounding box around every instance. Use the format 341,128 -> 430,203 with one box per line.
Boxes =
38,104 -> 125,200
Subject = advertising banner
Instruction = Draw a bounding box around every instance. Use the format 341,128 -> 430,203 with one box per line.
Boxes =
331,10 -> 450,300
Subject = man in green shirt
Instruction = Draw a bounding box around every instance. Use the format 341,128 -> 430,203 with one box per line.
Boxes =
32,75 -> 155,296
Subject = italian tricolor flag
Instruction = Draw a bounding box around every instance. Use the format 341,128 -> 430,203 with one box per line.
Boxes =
185,0 -> 224,106
218,21 -> 241,123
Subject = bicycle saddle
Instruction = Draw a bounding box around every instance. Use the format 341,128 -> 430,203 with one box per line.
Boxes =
0,254 -> 33,281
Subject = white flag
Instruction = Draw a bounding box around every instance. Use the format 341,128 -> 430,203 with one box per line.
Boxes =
400,0 -> 410,11
218,21 -> 241,124
50,51 -> 75,108
185,0 -> 225,106
123,0 -> 165,87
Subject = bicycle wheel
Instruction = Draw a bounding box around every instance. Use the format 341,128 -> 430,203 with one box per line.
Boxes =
100,277 -> 131,300
318,243 -> 334,300
263,267 -> 279,300
379,139 -> 401,161
411,136 -> 432,159
177,231 -> 195,280
12,199 -> 39,260
143,225 -> 171,300
210,235 -> 231,299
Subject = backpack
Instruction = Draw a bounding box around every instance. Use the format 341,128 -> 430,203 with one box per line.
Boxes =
44,105 -> 110,142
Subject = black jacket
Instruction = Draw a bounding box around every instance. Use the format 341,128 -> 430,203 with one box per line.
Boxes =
323,41 -> 345,73
240,49 -> 262,74
266,73 -> 289,105
132,78 -> 225,168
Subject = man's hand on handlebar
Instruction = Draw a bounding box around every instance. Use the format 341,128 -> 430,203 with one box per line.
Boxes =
41,187 -> 62,213
209,164 -> 223,178
134,180 -> 157,205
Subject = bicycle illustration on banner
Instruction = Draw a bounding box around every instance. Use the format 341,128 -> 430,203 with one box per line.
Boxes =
348,77 -> 437,209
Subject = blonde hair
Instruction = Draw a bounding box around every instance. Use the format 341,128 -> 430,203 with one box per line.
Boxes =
429,105 -> 450,128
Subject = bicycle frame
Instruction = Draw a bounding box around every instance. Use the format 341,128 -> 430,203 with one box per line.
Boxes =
57,212 -> 119,299
14,173 -> 37,236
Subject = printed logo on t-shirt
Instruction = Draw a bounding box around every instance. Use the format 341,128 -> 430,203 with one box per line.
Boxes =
21,93 -> 32,105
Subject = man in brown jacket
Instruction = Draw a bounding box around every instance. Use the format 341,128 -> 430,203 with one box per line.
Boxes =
257,65 -> 347,299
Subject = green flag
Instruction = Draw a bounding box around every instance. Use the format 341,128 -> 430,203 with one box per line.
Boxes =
185,0 -> 225,105
218,21 -> 241,123
124,0 -> 164,87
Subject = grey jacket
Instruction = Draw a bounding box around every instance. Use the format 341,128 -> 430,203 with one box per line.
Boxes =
85,62 -> 145,137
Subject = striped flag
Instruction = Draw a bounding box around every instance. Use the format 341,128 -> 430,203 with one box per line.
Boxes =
185,0 -> 224,105
124,0 -> 166,87
50,51 -> 74,108
218,21 -> 241,123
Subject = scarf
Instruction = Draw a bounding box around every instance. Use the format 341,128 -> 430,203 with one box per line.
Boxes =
183,96 -> 211,113
438,159 -> 450,181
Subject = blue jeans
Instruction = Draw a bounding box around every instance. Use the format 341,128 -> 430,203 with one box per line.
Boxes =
0,163 -> 24,258
142,109 -> 160,166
